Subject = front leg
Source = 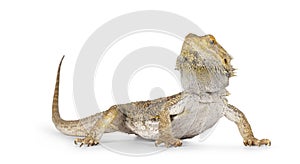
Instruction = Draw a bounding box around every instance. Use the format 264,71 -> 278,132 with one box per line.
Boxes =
155,109 -> 182,147
224,104 -> 271,146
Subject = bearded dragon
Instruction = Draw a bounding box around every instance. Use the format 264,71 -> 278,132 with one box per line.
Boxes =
52,33 -> 271,147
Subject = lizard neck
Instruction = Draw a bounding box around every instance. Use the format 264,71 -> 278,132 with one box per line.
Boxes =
179,68 -> 229,94
183,89 -> 228,103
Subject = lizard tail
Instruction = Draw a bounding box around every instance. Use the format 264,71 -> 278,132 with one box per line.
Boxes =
52,56 -> 89,136
52,55 -> 65,125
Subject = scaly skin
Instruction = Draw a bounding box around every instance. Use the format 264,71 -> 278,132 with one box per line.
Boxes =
52,33 -> 270,147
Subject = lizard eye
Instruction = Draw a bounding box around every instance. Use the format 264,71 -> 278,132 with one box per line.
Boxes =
208,35 -> 216,45
209,38 -> 215,45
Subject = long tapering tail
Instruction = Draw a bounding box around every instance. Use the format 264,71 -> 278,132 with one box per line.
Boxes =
52,56 -> 106,136
52,56 -> 91,136
52,56 -> 65,122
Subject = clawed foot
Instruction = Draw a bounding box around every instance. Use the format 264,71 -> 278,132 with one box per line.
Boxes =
243,137 -> 271,146
155,136 -> 182,147
74,135 -> 99,147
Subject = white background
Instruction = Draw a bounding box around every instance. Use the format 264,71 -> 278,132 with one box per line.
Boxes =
1,0 -> 299,163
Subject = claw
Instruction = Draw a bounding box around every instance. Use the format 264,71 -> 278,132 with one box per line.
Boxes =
74,135 -> 99,147
243,138 -> 271,147
155,140 -> 162,147
155,137 -> 182,148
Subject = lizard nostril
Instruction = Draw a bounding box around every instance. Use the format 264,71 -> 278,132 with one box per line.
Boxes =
224,59 -> 227,64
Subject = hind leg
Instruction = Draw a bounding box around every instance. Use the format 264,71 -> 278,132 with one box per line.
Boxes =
74,105 -> 118,147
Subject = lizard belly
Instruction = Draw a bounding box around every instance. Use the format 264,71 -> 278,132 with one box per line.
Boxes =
125,93 -> 225,140
171,101 -> 224,139
125,119 -> 160,140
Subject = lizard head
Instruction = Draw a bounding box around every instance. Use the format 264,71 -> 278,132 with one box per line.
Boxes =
176,33 -> 235,93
